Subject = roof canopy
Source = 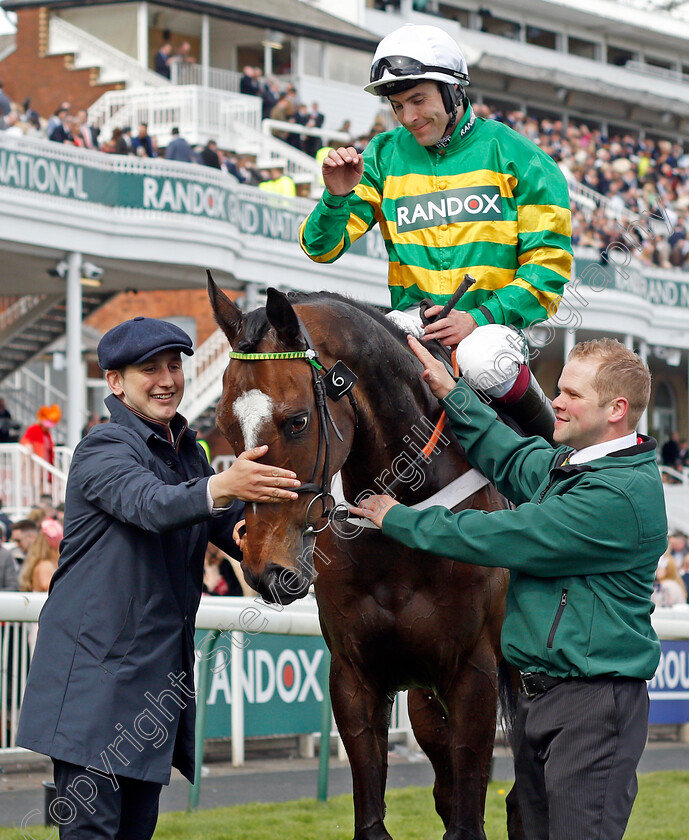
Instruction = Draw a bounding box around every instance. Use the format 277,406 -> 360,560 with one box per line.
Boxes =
0,0 -> 378,51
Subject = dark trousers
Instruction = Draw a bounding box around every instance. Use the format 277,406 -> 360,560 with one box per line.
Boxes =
52,759 -> 163,840
512,677 -> 648,840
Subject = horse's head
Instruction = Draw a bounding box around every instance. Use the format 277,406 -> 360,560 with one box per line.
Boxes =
208,272 -> 357,605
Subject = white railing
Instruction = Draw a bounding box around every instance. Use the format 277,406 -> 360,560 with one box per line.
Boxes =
566,177 -> 627,222
0,593 -> 412,761
0,444 -> 71,519
2,368 -> 69,434
48,15 -> 169,89
0,619 -> 32,749
0,131 -> 324,215
262,119 -> 351,147
180,328 -> 229,425
0,40 -> 15,65
227,119 -> 322,183
625,60 -> 689,85
660,465 -> 689,486
0,295 -> 45,333
170,61 -> 242,94
211,454 -> 236,473
88,85 -> 262,150
2,593 -> 689,759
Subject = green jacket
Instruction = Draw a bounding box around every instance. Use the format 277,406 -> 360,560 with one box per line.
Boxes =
299,103 -> 572,328
382,380 -> 666,680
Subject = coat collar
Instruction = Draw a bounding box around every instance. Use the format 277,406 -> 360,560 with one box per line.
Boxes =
105,393 -> 193,452
556,434 -> 657,475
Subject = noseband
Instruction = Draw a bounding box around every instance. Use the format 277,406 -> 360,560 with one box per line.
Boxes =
229,319 -> 358,539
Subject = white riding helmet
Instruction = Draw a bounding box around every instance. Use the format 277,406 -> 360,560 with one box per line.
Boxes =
364,24 -> 470,98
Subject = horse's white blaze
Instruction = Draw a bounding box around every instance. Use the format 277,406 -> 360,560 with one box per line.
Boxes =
233,389 -> 275,450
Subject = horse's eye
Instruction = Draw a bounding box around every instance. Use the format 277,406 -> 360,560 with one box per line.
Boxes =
286,414 -> 309,437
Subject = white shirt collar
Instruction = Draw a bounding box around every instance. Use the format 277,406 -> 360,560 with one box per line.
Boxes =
568,431 -> 639,465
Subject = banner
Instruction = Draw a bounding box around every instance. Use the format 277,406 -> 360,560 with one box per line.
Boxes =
0,144 -> 386,260
194,631 -> 328,738
648,640 -> 689,724
577,257 -> 689,309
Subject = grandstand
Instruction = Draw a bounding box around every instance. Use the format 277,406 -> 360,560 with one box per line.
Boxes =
0,0 -> 687,503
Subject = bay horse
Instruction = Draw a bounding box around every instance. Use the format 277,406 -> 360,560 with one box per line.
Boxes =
208,275 -> 523,840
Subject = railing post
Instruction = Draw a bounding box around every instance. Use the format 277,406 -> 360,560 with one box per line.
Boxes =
188,629 -> 219,812
317,647 -> 332,802
137,3 -> 148,68
231,631 -> 245,766
65,252 -> 85,450
201,14 -> 210,89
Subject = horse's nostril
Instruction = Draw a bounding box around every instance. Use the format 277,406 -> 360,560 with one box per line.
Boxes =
256,564 -> 311,605
278,567 -> 308,595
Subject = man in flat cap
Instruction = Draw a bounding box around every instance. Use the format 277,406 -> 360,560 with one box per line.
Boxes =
17,317 -> 301,839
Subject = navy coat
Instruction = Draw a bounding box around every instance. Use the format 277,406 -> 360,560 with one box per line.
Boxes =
17,395 -> 243,784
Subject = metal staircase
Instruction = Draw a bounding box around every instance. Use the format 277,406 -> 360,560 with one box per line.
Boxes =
0,291 -> 117,382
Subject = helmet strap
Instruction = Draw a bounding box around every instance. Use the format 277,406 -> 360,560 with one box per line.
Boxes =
436,84 -> 464,148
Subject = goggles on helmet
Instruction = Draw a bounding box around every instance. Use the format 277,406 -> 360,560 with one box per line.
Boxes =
370,55 -> 469,86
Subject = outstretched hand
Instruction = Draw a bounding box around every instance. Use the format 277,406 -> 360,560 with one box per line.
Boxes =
407,335 -> 457,400
322,146 -> 364,196
210,446 -> 301,506
350,494 -> 399,529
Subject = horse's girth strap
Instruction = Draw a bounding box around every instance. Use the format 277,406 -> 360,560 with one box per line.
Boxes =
331,469 -> 491,530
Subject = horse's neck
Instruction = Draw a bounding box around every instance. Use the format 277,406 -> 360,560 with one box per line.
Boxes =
331,319 -> 470,505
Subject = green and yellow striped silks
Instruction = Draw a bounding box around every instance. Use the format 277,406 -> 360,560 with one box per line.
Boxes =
299,103 -> 572,329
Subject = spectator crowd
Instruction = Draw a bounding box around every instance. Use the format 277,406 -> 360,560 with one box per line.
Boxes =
2,72 -> 688,264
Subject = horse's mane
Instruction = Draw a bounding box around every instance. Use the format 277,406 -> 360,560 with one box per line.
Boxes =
237,291 -> 421,383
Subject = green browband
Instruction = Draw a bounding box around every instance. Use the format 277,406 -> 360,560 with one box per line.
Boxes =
229,350 -> 323,369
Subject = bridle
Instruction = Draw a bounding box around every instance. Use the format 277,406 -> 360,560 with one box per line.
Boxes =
229,317 -> 358,540
229,277 -> 474,545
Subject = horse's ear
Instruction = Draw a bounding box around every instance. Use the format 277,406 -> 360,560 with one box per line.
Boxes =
265,288 -> 301,348
207,270 -> 243,345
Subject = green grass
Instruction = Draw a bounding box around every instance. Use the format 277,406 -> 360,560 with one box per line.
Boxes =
2,773 -> 687,839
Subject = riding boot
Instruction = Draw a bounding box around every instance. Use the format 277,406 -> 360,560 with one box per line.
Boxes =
492,363 -> 556,445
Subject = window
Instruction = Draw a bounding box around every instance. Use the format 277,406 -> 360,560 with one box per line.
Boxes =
526,26 -> 557,50
438,4 -> 470,26
607,44 -> 636,68
479,10 -> 521,40
302,39 -> 323,77
327,45 -> 371,87
568,36 -> 597,60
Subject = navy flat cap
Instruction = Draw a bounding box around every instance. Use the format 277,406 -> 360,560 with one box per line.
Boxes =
98,317 -> 194,370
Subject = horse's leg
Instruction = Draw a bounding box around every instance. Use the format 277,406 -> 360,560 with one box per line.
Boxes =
437,640 -> 501,840
330,653 -> 394,840
407,688 -> 454,829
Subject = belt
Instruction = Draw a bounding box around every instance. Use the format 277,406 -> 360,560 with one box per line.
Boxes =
519,672 -> 565,698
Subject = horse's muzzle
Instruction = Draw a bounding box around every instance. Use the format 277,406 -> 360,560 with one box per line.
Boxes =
252,562 -> 312,605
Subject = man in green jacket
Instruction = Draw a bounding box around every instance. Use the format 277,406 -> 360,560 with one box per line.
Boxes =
355,336 -> 666,840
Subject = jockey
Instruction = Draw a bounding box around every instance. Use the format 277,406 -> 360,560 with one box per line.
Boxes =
299,23 -> 573,440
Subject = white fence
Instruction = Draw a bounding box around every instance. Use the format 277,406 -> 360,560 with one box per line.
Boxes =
84,87 -> 323,184
2,593 -> 688,757
170,62 -> 242,94
1,368 -> 70,438
88,86 -> 262,151
180,328 -> 230,426
0,593 -> 413,761
0,444 -> 71,519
